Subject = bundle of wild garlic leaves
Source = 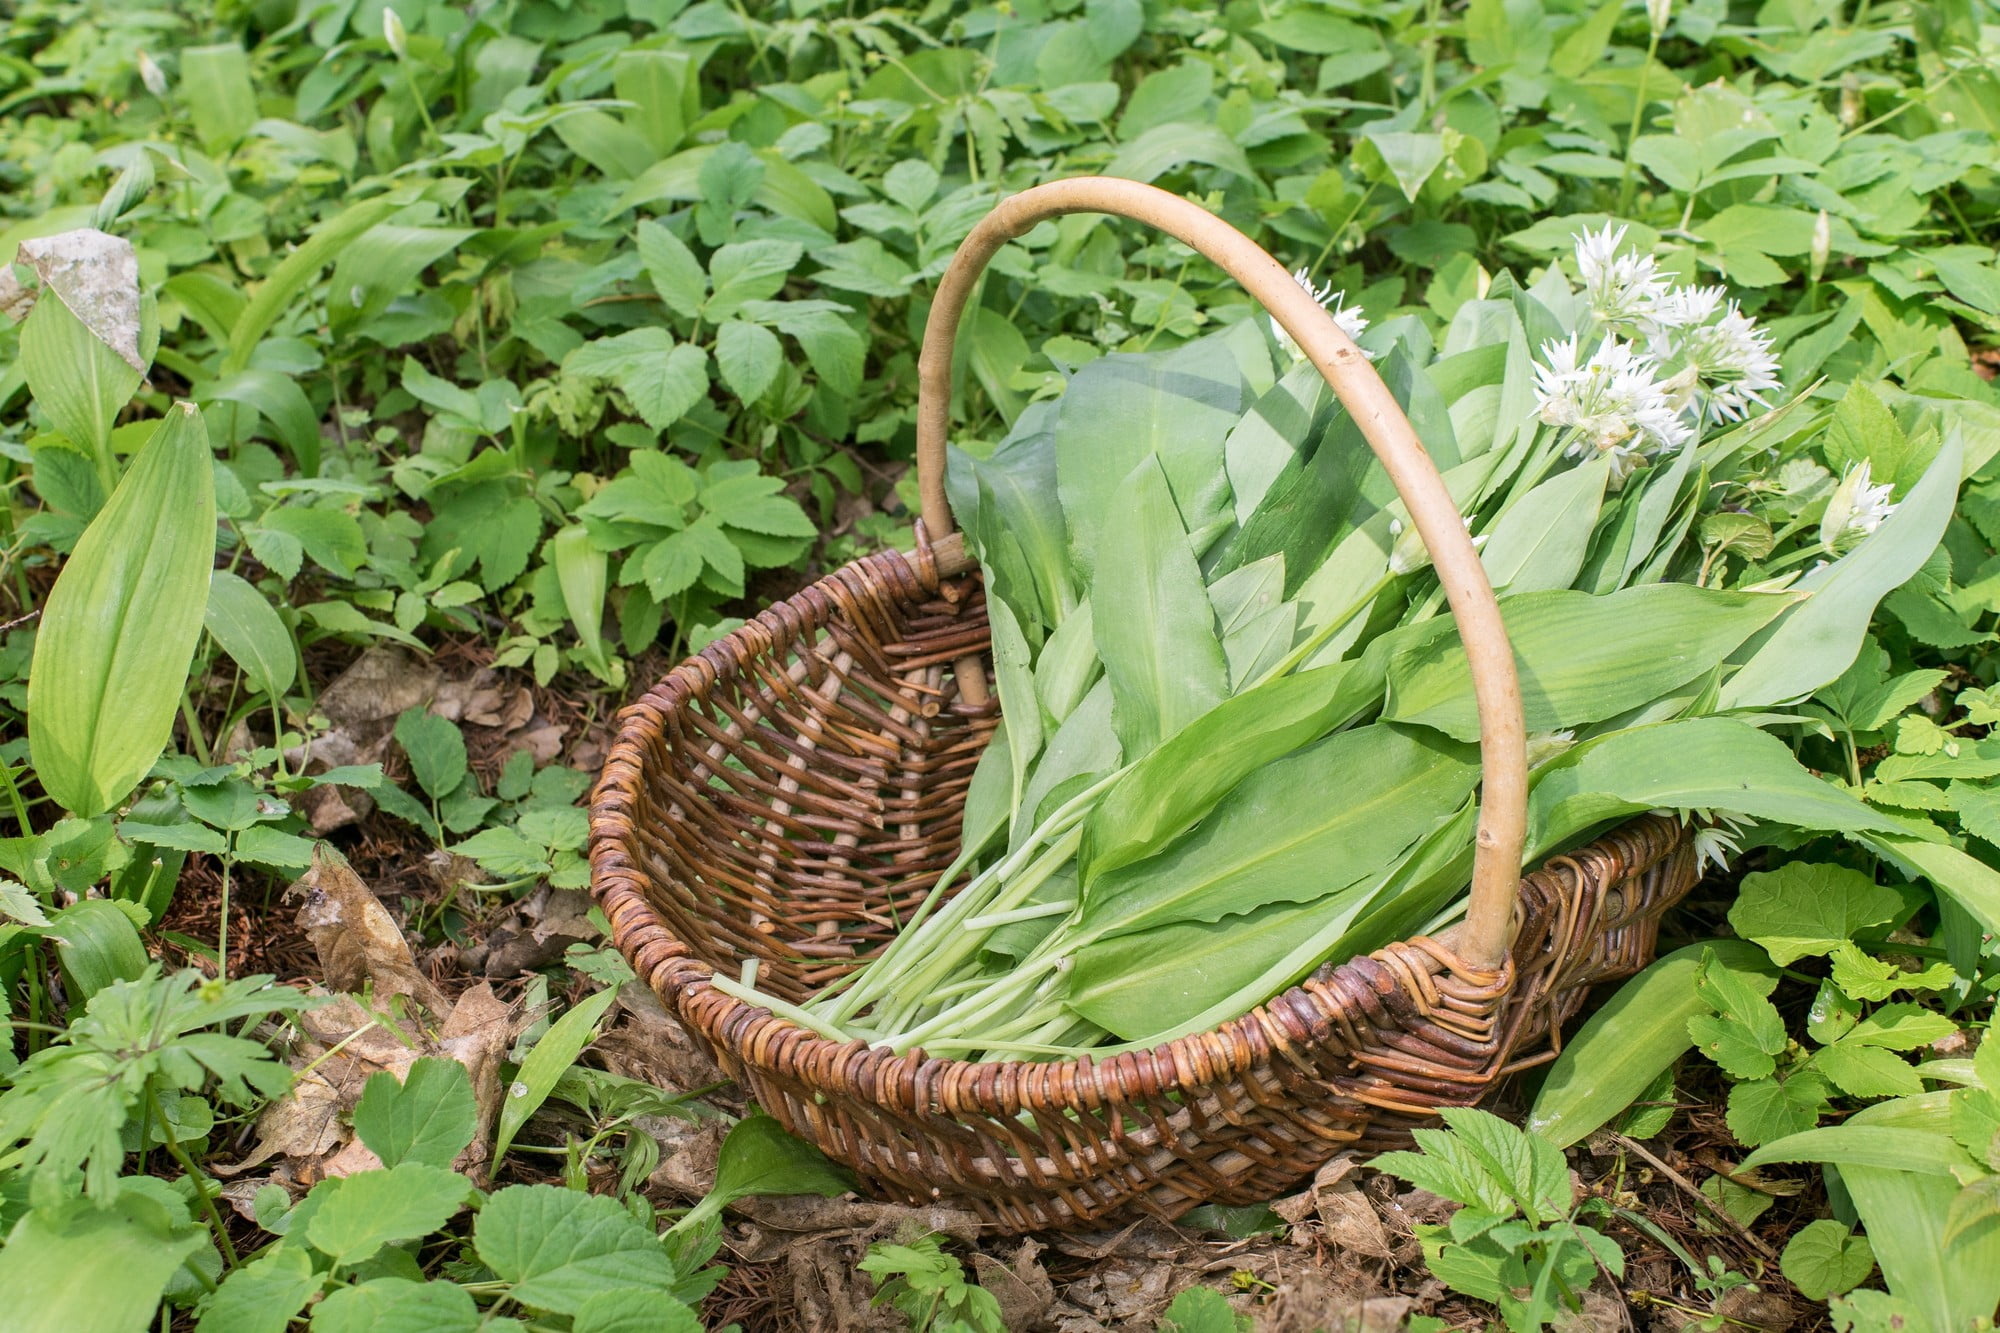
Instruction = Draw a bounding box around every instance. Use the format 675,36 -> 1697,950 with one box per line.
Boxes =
716,227 -> 1968,1061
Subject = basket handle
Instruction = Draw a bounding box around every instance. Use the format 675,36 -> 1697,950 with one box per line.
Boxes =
912,177 -> 1527,970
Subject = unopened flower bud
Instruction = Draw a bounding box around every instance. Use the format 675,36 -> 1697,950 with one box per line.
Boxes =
1810,209 -> 1831,283
137,51 -> 168,98
383,7 -> 408,58
1646,0 -> 1671,36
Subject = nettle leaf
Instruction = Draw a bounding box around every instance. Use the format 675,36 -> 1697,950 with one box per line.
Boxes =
1689,949 -> 1789,1080
302,1162 -> 472,1265
354,1057 -> 478,1169
1726,862 -> 1903,964
309,1277 -> 480,1333
1827,941 -> 1959,1000
473,1184 -> 679,1314
637,220 -> 706,319
1726,1069 -> 1832,1147
714,319 -> 782,404
394,709 -> 468,801
565,330 -> 709,432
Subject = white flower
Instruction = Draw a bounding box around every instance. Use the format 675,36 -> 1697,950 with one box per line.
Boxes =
1534,333 -> 1691,481
1387,514 -> 1482,577
1573,224 -> 1671,327
1647,0 -> 1672,35
137,51 -> 168,98
1810,209 -> 1832,282
1642,284 -> 1726,334
1666,302 -> 1781,424
1820,460 -> 1897,547
1271,266 -> 1368,359
383,7 -> 408,58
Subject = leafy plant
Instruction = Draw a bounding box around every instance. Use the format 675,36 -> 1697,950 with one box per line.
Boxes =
859,1231 -> 1007,1333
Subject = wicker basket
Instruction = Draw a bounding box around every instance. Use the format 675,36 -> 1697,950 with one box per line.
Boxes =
591,178 -> 1699,1232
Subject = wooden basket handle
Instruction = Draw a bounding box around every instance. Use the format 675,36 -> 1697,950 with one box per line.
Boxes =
912,177 -> 1527,969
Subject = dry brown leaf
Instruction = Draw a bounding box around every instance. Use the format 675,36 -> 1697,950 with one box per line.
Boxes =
289,844 -> 448,1014
16,229 -> 145,370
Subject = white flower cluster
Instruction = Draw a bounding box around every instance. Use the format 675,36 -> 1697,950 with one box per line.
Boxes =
1820,458 -> 1898,547
1271,267 -> 1369,359
1535,225 -> 1784,481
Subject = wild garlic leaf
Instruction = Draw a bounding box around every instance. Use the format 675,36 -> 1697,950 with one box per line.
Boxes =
1726,862 -> 1903,964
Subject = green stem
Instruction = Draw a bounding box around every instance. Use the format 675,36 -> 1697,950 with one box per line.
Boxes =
1616,28 -> 1662,216
147,1082 -> 239,1271
217,852 -> 234,981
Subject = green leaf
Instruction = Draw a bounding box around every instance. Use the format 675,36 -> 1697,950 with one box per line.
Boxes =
202,370 -> 320,475
986,596 -> 1042,811
256,507 -> 367,580
1385,585 -> 1793,743
1783,1220 -> 1876,1302
205,570 -> 298,699
1357,128 -> 1446,201
393,709 -> 467,802
307,1278 -> 479,1333
1859,832 -> 2000,939
0,1195 -> 204,1333
714,319 -> 782,405
354,1058 -> 477,1169
1828,940 -> 1959,1000
671,1114 -> 854,1235
636,220 -> 706,319
326,225 -> 475,336
29,403 -> 216,817
1722,435 -> 1961,708
566,331 -> 709,433
551,525 -> 612,679
1744,1125 -> 1978,1176
1477,457 -> 1608,593
474,1184 -> 679,1315
196,1244 -> 320,1333
1813,1042 -> 1924,1098
222,196 -> 405,375
1689,948 -> 1790,1081
1825,382 -> 1936,495
1079,723 -> 1476,942
572,1289 -> 705,1333
303,1162 -> 472,1265
21,287 -> 143,468
704,239 -> 803,321
1726,862 -> 1903,965
180,44 -> 257,153
1089,456 -> 1229,757
1157,1285 -> 1251,1333
47,900 -> 150,999
494,987 -> 618,1165
1529,940 -> 1777,1148
1726,1071 -> 1831,1147
235,825 -> 316,872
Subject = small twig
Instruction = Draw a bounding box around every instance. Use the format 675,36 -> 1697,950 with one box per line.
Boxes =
1609,1132 -> 1778,1261
0,608 -> 39,634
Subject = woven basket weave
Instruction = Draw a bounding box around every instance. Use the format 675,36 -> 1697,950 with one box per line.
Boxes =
591,179 -> 1700,1232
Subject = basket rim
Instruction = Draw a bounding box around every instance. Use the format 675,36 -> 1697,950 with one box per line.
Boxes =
588,545 -> 1674,1121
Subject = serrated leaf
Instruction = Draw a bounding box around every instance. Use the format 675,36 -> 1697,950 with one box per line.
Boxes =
354,1058 -> 477,1169
1813,1042 -> 1924,1098
308,1277 -> 479,1333
1726,1071 -> 1832,1147
704,239 -> 802,321
565,331 -> 709,432
196,1244 -> 319,1333
1828,941 -> 1959,1001
636,220 -> 705,319
303,1163 -> 472,1265
393,709 -> 467,801
714,320 -> 782,404
0,1196 -> 203,1333
1726,862 -> 1903,964
473,1184 -> 679,1314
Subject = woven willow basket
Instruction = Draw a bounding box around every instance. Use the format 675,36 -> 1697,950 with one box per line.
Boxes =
592,178 -> 1700,1232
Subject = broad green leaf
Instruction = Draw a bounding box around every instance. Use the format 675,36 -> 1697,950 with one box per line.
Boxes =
565,331 -> 709,432
1089,456 -> 1229,758
308,1278 -> 479,1333
1742,1125 -> 1976,1176
1525,718 -> 1902,857
474,1184 -> 679,1314
636,220 -> 705,318
1385,586 -> 1794,743
1055,343 -> 1243,576
0,1195 -> 203,1333
1528,940 -> 1777,1148
326,225 -> 475,336
1813,1042 -> 1923,1098
47,899 -> 149,999
614,48 -> 695,156
945,432 -> 1072,628
704,239 -> 803,321
1011,680 -> 1122,848
1477,457 -> 1608,593
20,287 -> 142,471
196,1244 -> 319,1333
1690,949 -> 1789,1080
494,986 -> 618,1165
29,404 -> 217,817
986,596 -> 1042,812
1861,832 -> 2000,938
573,1289 -> 705,1333
354,1058 -> 478,1169
1081,656 -> 1382,884
303,1162 -> 472,1265
1033,602 -> 1098,725
669,1114 -> 854,1235
1726,1071 -> 1832,1147
223,196 -> 406,374
1824,382 -> 1936,494
1080,723 -> 1476,941
205,571 -> 298,699
1726,862 -> 1903,964
1781,1220 -> 1875,1302
393,709 -> 467,801
201,370 -> 320,475
1721,435 -> 1961,707
180,44 -> 257,152
714,319 -> 782,404
551,525 -> 613,680
1357,128 -> 1445,201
